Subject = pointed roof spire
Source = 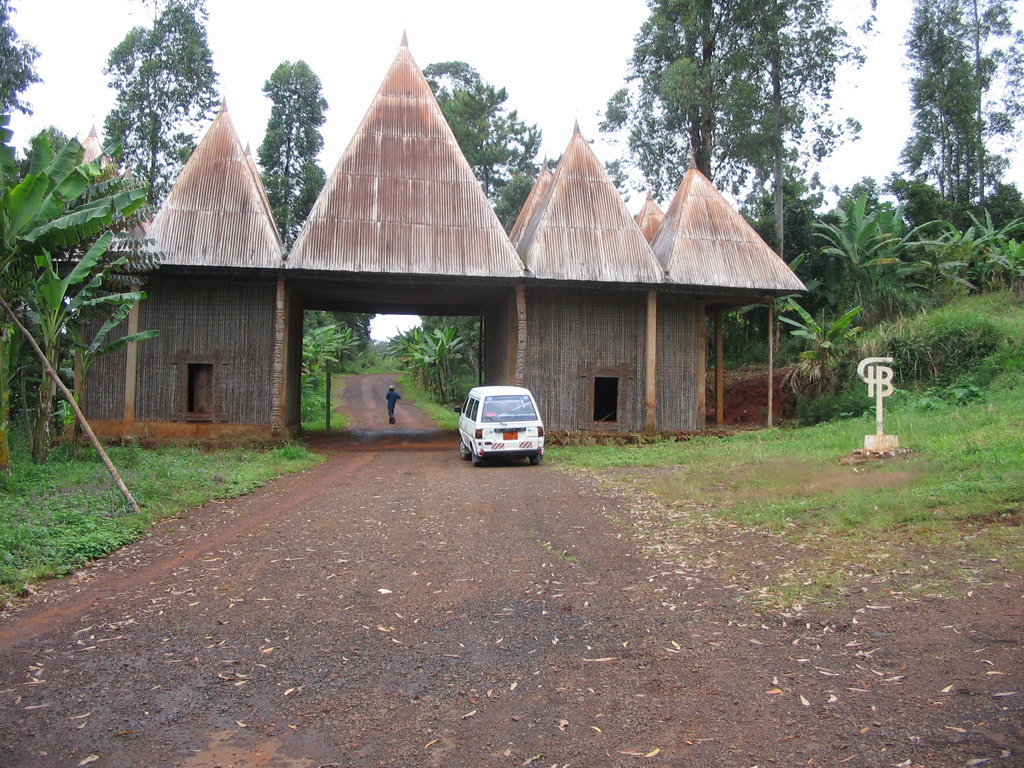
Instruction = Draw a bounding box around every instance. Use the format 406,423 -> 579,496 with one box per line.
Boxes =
508,164 -> 554,246
634,193 -> 665,244
512,127 -> 663,283
288,38 -> 522,277
148,107 -> 283,268
573,119 -> 581,135
81,125 -> 107,166
651,165 -> 804,292
401,30 -> 409,47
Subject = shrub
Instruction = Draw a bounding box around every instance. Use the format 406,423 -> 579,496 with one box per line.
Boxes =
795,383 -> 871,424
863,308 -> 1004,387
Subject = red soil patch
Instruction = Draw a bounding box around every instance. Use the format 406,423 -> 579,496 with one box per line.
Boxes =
705,364 -> 797,426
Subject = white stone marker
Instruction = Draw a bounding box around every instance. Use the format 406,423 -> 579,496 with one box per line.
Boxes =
857,357 -> 899,451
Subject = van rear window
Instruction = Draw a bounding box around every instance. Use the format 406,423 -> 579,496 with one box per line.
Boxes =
481,395 -> 538,422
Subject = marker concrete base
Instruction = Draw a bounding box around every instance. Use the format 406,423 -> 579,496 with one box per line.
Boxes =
864,434 -> 900,451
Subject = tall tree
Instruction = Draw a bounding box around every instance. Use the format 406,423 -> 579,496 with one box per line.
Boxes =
103,0 -> 218,206
0,0 -> 39,116
602,0 -> 865,256
257,60 -> 328,247
423,62 -> 542,207
902,0 -> 1024,207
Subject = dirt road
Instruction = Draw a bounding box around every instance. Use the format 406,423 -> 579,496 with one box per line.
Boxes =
1,373 -> 1020,767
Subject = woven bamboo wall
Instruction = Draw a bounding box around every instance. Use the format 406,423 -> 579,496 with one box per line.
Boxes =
656,296 -> 701,430
135,278 -> 276,424
81,323 -> 128,421
525,289 -> 647,431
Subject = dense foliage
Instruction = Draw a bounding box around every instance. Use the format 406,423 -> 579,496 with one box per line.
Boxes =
0,0 -> 38,117
423,61 -> 542,231
0,121 -> 153,475
901,0 -> 1024,208
602,0 -> 867,257
102,0 -> 218,206
258,60 -> 328,247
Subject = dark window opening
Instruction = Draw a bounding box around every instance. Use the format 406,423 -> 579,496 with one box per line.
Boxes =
593,376 -> 618,422
188,363 -> 214,415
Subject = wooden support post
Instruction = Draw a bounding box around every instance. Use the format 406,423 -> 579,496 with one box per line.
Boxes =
478,314 -> 484,385
714,308 -> 724,425
271,279 -> 286,437
122,294 -> 141,434
696,301 -> 707,430
767,300 -> 775,428
514,284 -> 527,388
325,369 -> 331,434
644,290 -> 657,433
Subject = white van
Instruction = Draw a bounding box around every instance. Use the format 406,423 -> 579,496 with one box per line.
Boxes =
458,386 -> 544,466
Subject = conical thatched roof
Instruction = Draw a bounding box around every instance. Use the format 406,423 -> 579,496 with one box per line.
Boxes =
287,38 -> 523,277
634,193 -> 665,243
512,125 -> 664,283
651,167 -> 805,293
508,162 -> 553,245
148,102 -> 284,268
81,126 -> 108,167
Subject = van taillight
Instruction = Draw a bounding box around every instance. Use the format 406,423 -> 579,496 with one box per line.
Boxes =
475,429 -> 483,439
538,427 -> 544,437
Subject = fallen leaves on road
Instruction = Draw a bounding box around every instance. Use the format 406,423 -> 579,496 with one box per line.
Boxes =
618,747 -> 661,757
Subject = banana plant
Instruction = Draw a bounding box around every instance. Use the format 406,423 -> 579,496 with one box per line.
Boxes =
0,118 -> 149,508
0,320 -> 22,474
388,325 -> 468,403
916,211 -> 1023,293
814,193 -> 925,322
23,233 -> 144,460
68,297 -> 160,452
779,299 -> 863,396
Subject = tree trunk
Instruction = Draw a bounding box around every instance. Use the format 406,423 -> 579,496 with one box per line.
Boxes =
771,49 -> 785,259
0,296 -> 142,515
971,0 -> 985,204
31,352 -> 57,463
72,350 -> 86,454
0,323 -> 13,476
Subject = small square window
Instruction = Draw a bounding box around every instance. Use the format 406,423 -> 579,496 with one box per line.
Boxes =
188,363 -> 214,415
593,376 -> 618,422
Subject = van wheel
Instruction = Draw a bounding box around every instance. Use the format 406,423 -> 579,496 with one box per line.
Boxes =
529,455 -> 542,465
459,440 -> 471,461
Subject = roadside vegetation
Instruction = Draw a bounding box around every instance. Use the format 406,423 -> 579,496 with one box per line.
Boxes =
0,438 -> 320,599
393,371 -> 461,430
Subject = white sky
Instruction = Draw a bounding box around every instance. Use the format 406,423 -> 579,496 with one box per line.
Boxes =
8,0 -> 1024,339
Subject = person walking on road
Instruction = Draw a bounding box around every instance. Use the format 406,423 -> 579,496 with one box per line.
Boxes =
385,385 -> 402,424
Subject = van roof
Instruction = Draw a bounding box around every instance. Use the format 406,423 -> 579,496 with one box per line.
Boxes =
467,386 -> 535,398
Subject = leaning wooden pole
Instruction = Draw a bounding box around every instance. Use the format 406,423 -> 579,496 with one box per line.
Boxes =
0,296 -> 142,515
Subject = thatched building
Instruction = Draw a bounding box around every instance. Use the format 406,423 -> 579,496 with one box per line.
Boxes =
85,36 -> 803,440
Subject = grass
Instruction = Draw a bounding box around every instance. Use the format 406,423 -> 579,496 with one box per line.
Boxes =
395,373 -> 461,430
548,295 -> 1024,608
301,373 -> 352,432
0,437 -> 322,599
